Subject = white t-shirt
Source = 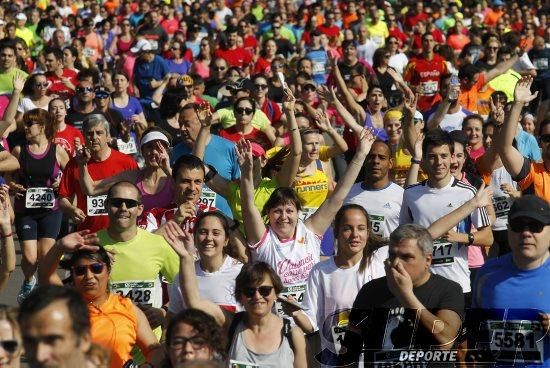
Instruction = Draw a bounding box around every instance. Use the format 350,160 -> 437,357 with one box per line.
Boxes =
388,53 -> 409,75
427,106 -> 472,132
302,247 -> 388,359
344,182 -> 403,239
17,97 -> 50,113
489,166 -> 517,231
168,256 -> 243,313
357,39 -> 378,66
250,221 -> 321,315
399,177 -> 491,293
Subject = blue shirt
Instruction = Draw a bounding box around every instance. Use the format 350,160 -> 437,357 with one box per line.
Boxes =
133,55 -> 169,104
472,254 -> 549,367
171,135 -> 240,218
515,129 -> 542,162
166,59 -> 191,75
305,48 -> 328,85
110,96 -> 143,121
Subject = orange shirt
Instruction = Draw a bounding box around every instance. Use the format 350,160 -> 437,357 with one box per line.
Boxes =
89,294 -> 138,368
458,72 -> 486,113
517,161 -> 550,202
485,9 -> 504,27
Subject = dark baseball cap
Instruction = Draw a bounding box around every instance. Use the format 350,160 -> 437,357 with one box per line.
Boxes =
508,195 -> 550,224
228,78 -> 255,93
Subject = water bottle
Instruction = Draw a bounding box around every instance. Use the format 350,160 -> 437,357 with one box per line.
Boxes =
449,72 -> 460,101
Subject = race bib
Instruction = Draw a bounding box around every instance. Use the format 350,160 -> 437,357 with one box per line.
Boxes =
532,58 -> 548,70
312,61 -> 326,74
420,81 -> 438,96
432,240 -> 457,266
117,137 -> 137,155
111,280 -> 159,307
87,195 -> 107,216
229,361 -> 261,368
198,186 -> 216,208
493,196 -> 512,219
25,188 -> 55,208
369,214 -> 385,237
276,284 -> 306,316
83,47 -> 96,57
330,310 -> 350,355
488,320 -> 545,364
300,207 -> 317,221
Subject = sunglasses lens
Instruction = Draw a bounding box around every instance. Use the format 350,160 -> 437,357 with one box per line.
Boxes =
109,198 -> 139,208
258,286 -> 273,297
511,220 -> 544,233
73,265 -> 86,276
243,288 -> 256,297
1,340 -> 18,353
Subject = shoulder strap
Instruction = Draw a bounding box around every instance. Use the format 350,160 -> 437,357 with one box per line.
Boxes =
226,311 -> 246,352
315,159 -> 323,171
282,318 -> 295,352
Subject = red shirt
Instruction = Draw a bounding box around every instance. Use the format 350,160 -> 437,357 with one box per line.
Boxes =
260,98 -> 282,125
243,35 -> 259,55
46,69 -> 78,101
54,124 -> 85,157
220,126 -> 272,150
59,149 -> 138,232
316,24 -> 340,39
214,47 -> 253,69
138,202 -> 215,234
389,26 -> 408,46
404,53 -> 448,112
253,57 -> 272,75
161,18 -> 179,35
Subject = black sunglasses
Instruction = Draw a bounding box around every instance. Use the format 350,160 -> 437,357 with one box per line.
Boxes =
76,86 -> 94,93
255,84 -> 268,90
510,219 -> 545,233
108,197 -> 141,208
35,82 -> 48,88
169,336 -> 208,349
213,66 -> 226,71
303,85 -> 316,92
235,107 -> 253,116
540,134 -> 550,144
243,286 -> 273,298
24,120 -> 40,128
0,340 -> 18,353
73,262 -> 105,276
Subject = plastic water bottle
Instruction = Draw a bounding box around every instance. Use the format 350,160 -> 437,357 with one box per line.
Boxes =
449,72 -> 460,101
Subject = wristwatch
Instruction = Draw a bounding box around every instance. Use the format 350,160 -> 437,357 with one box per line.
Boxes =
204,164 -> 218,182
468,233 -> 475,245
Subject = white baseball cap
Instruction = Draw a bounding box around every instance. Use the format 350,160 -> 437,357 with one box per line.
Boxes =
130,39 -> 153,53
15,13 -> 27,21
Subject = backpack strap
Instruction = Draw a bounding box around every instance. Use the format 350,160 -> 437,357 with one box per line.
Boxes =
226,311 -> 246,352
282,317 -> 295,352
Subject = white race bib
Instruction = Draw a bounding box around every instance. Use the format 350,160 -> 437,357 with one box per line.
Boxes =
369,214 -> 385,237
488,320 -> 545,364
111,280 -> 159,307
276,284 -> 306,316
532,58 -> 548,70
299,207 -> 317,221
117,137 -> 137,155
432,240 -> 457,266
493,196 -> 512,219
198,186 -> 216,208
86,195 -> 107,216
229,361 -> 261,368
83,47 -> 96,57
25,188 -> 55,209
420,81 -> 438,96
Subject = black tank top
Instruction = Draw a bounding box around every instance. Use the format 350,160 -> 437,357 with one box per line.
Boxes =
19,143 -> 57,188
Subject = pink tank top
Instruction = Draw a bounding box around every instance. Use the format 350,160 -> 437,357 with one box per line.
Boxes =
460,174 -> 485,269
136,172 -> 175,211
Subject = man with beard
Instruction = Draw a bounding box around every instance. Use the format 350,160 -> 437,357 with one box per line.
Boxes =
344,140 -> 403,240
214,25 -> 253,70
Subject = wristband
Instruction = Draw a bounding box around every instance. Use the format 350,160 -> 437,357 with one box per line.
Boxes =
204,164 -> 217,182
468,233 -> 475,245
411,158 -> 421,165
0,232 -> 13,239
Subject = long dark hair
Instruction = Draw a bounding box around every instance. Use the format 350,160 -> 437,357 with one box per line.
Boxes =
333,204 -> 385,273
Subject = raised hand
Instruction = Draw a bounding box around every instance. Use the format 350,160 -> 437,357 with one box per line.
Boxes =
403,93 -> 418,117
327,51 -> 338,70
317,85 -> 335,105
163,221 -> 194,259
196,103 -> 213,127
489,97 -> 505,123
356,128 -> 376,156
235,138 -> 253,171
12,73 -> 26,92
514,76 -> 538,104
58,230 -> 100,253
314,109 -> 331,132
75,146 -> 91,167
154,141 -> 170,171
282,87 -> 296,112
412,133 -> 424,161
386,67 -> 404,84
473,182 -> 494,208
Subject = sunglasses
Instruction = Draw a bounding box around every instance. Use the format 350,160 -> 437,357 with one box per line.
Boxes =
539,134 -> 550,143
303,85 -> 316,92
170,336 -> 208,349
171,46 -> 180,51
76,86 -> 94,93
0,340 -> 18,353
255,84 -> 268,90
235,107 -> 254,116
272,63 -> 283,68
214,66 -> 226,71
200,44 -> 209,47
108,197 -> 141,208
24,120 -> 40,128
242,285 -> 273,298
35,82 -> 48,88
72,262 -> 105,276
510,219 -> 545,233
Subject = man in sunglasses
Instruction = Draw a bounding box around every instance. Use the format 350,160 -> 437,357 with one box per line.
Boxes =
44,47 -> 77,101
498,76 -> 549,201
471,195 -> 549,366
66,80 -> 107,132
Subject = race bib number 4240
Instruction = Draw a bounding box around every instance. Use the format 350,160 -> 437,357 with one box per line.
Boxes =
25,188 -> 55,208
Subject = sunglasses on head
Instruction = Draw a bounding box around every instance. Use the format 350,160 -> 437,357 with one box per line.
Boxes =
242,285 -> 273,298
235,107 -> 254,116
108,197 -> 141,208
76,86 -> 94,93
72,262 -> 105,276
510,219 -> 545,233
0,340 -> 18,353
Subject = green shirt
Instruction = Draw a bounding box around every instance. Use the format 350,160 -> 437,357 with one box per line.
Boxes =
0,68 -> 28,95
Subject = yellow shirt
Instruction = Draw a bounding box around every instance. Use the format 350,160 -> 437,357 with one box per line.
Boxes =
227,178 -> 279,231
365,21 -> 389,48
16,27 -> 34,47
393,145 -> 428,182
217,107 -> 271,131
293,166 -> 329,219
